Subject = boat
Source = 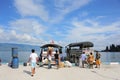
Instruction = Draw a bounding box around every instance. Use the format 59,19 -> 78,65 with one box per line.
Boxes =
65,41 -> 94,64
39,43 -> 62,66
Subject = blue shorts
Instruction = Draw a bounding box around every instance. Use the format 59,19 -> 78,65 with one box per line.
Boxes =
31,62 -> 36,68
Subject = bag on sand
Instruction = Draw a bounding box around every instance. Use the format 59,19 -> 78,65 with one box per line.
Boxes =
64,61 -> 72,67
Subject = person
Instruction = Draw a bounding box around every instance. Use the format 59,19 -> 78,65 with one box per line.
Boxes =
95,51 -> 101,68
28,49 -> 38,76
0,58 -> 1,66
88,52 -> 94,69
61,56 -> 64,62
80,52 -> 87,68
54,50 -> 60,69
39,49 -> 43,62
47,47 -> 52,69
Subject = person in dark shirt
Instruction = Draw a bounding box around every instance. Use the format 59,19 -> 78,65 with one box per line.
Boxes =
95,51 -> 101,68
54,50 -> 60,69
0,58 -> 1,66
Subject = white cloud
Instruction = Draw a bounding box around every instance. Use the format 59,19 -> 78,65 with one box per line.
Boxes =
0,27 -> 5,41
2,0 -> 120,50
70,19 -> 120,35
1,18 -> 120,50
64,19 -> 120,50
14,0 -> 91,23
0,28 -> 4,34
14,0 -> 49,21
95,16 -> 106,20
10,18 -> 46,35
54,0 -> 91,14
0,18 -> 49,45
0,29 -> 45,45
50,0 -> 91,23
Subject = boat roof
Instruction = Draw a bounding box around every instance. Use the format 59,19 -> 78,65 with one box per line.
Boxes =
40,43 -> 62,48
67,41 -> 94,48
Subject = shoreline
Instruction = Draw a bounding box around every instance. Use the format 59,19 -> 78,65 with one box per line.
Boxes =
0,63 -> 120,80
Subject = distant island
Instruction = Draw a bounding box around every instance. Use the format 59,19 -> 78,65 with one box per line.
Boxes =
102,44 -> 120,52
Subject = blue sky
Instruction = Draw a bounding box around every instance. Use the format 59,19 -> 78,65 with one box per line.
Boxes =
0,0 -> 120,50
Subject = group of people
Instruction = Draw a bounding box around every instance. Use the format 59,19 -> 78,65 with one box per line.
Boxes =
28,48 -> 60,76
28,48 -> 101,77
80,51 -> 101,69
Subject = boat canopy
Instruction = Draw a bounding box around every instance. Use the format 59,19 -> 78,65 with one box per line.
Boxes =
67,41 -> 94,48
40,43 -> 62,48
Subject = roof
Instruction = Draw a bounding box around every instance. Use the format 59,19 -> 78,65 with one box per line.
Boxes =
67,41 -> 94,48
40,43 -> 62,48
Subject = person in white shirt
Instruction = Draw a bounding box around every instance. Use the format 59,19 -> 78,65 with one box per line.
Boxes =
28,49 -> 38,76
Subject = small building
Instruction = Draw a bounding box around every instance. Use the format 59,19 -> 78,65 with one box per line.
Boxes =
65,41 -> 94,63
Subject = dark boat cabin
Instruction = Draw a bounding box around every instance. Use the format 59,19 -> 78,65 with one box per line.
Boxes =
65,41 -> 94,63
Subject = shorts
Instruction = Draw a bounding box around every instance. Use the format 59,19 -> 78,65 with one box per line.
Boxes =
55,59 -> 59,65
31,62 -> 36,68
96,59 -> 101,65
82,60 -> 86,64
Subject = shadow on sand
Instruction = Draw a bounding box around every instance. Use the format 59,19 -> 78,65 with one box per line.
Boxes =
91,70 -> 119,80
23,70 -> 31,76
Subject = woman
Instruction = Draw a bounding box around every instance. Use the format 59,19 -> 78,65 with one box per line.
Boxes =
95,52 -> 101,68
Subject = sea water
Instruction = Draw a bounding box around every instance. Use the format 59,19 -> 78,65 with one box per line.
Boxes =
0,50 -> 120,64
100,52 -> 120,64
0,50 -> 40,63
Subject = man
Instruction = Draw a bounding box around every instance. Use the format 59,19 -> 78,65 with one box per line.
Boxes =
28,49 -> 38,76
47,47 -> 53,69
95,51 -> 101,68
80,52 -> 87,68
54,50 -> 60,69
0,58 -> 1,66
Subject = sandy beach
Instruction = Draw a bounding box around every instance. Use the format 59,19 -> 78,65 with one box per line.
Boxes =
0,64 -> 120,80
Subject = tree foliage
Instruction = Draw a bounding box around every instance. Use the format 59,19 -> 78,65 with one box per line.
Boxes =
104,44 -> 120,52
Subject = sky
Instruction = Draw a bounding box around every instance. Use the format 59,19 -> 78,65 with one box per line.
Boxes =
0,0 -> 120,50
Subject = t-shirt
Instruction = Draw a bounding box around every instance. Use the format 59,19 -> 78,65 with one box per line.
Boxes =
81,54 -> 87,61
30,53 -> 38,63
54,53 -> 59,59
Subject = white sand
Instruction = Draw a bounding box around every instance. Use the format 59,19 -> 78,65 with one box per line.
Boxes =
0,64 -> 120,80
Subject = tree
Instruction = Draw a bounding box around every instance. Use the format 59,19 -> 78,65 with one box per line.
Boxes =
112,44 -> 116,51
105,46 -> 109,51
102,44 -> 120,52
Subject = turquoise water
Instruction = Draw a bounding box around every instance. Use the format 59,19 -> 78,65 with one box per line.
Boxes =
0,50 -> 120,64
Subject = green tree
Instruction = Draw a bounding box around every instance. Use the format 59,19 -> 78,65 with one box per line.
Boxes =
105,46 -> 109,51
